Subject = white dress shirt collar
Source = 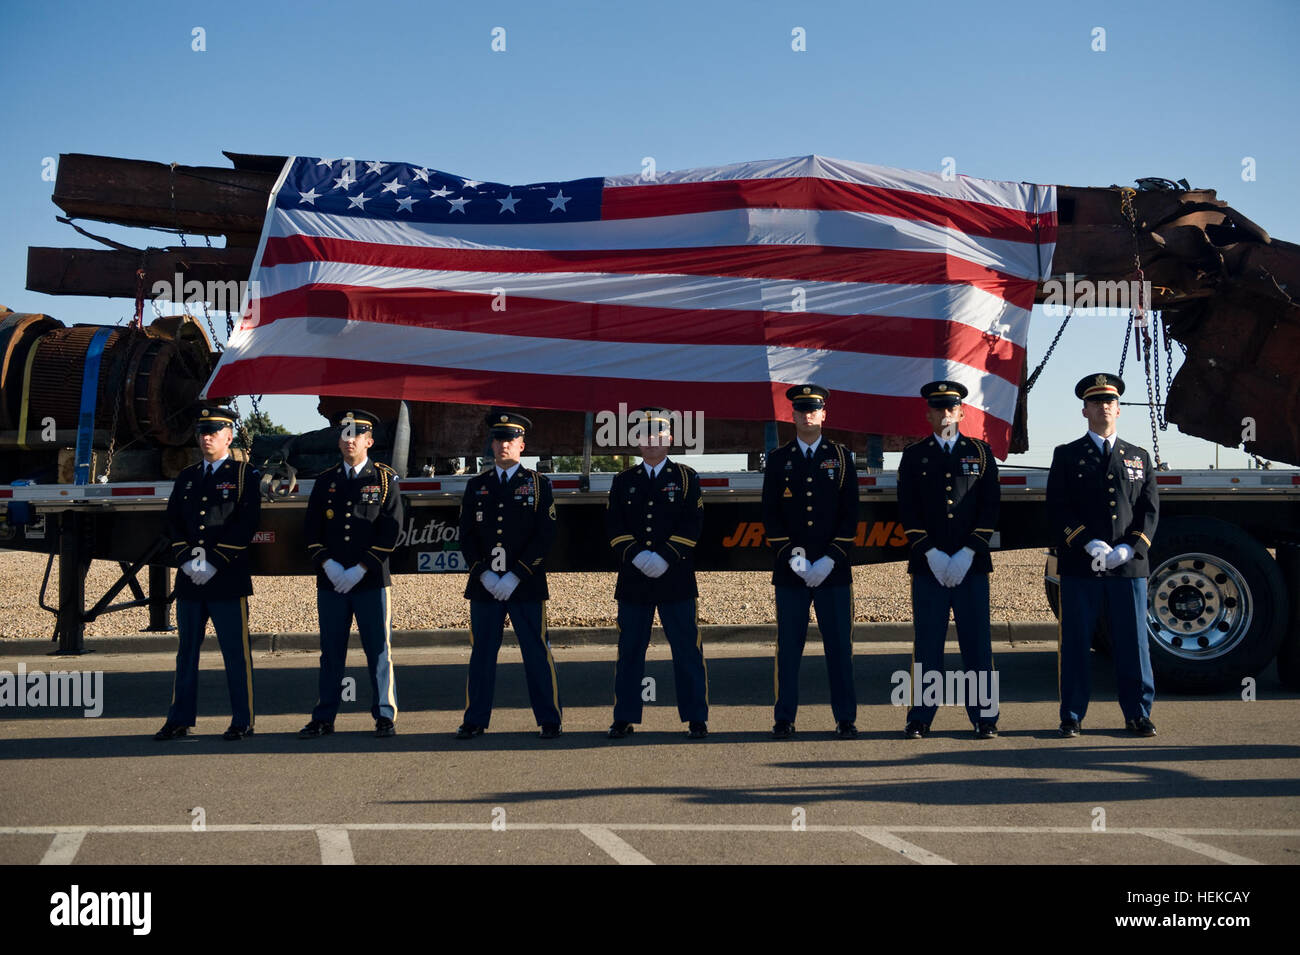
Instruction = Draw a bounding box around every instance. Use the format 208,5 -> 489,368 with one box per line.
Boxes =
796,436 -> 822,458
1088,431 -> 1117,454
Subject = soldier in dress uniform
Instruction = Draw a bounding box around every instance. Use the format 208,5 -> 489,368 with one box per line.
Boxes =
455,412 -> 563,739
155,403 -> 262,741
605,408 -> 708,740
298,409 -> 403,739
897,381 -> 1001,739
761,384 -> 860,739
1047,374 -> 1159,738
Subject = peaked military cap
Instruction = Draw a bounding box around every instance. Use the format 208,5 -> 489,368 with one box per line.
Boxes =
785,384 -> 828,411
636,406 -> 674,435
194,403 -> 238,434
332,409 -> 379,433
486,410 -> 531,439
920,380 -> 968,408
1075,373 -> 1125,401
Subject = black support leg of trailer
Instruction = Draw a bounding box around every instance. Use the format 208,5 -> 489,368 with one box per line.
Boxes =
146,564 -> 174,632
51,511 -> 92,655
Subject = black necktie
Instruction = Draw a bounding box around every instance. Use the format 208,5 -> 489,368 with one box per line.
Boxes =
1103,439 -> 1111,456
805,447 -> 813,461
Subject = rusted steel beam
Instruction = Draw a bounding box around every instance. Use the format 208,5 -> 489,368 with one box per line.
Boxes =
27,246 -> 256,299
51,153 -> 277,235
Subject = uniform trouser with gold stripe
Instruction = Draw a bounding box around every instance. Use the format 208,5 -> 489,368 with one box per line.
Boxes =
1059,575 -> 1152,724
312,586 -> 397,722
613,599 -> 708,724
465,598 -> 561,728
774,584 -> 856,724
908,570 -> 997,727
167,596 -> 253,727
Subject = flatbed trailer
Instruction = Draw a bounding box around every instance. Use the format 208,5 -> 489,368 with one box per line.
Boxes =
4,467 -> 1298,693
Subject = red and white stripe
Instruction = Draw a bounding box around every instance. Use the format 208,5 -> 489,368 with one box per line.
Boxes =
205,154 -> 1056,457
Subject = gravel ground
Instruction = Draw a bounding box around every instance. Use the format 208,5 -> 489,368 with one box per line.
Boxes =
0,549 -> 1054,639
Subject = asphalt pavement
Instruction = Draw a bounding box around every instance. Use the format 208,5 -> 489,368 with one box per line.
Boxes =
1,640 -> 1298,865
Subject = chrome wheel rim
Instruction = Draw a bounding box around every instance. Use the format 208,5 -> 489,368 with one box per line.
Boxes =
1148,552 -> 1253,661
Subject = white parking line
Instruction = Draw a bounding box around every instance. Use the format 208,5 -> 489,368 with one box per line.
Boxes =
3,824 -> 1300,835
39,831 -> 86,865
316,828 -> 355,865
1135,829 -> 1261,865
579,826 -> 654,865
854,826 -> 955,864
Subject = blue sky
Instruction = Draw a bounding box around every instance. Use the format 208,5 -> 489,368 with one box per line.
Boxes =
2,0 -> 1296,468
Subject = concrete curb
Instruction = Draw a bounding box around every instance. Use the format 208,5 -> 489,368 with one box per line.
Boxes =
0,621 -> 1060,655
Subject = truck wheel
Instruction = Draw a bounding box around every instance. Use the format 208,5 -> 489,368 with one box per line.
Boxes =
1146,517 -> 1287,693
1273,544 -> 1300,690
1044,576 -> 1060,617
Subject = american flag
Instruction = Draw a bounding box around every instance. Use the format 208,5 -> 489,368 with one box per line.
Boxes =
204,154 -> 1056,457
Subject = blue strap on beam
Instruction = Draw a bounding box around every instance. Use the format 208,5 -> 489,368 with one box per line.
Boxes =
74,327 -> 113,485
765,421 -> 779,453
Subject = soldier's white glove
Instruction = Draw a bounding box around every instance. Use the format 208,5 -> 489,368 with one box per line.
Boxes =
944,547 -> 975,588
322,559 -> 346,589
925,548 -> 952,584
1084,539 -> 1112,558
632,550 -> 657,576
479,570 -> 501,596
803,555 -> 834,588
641,552 -> 669,578
788,555 -> 812,581
335,564 -> 366,594
1104,543 -> 1134,570
188,561 -> 217,586
493,571 -> 520,601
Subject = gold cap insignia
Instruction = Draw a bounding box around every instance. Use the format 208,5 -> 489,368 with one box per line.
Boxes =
802,386 -> 810,394
201,409 -> 210,417
499,415 -> 508,423
1095,374 -> 1108,386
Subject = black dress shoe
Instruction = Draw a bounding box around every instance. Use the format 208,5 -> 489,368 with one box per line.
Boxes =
222,724 -> 254,741
1059,719 -> 1082,738
771,721 -> 795,739
154,722 -> 189,741
607,720 -> 635,739
1126,716 -> 1157,737
374,717 -> 396,738
455,723 -> 485,739
835,721 -> 858,739
539,723 -> 562,739
687,721 -> 708,739
904,720 -> 929,739
298,720 -> 334,739
974,722 -> 998,739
